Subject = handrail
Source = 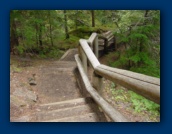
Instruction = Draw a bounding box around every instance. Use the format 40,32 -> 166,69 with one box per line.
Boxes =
79,39 -> 100,69
76,32 -> 160,121
87,32 -> 99,58
75,54 -> 128,122
95,65 -> 160,104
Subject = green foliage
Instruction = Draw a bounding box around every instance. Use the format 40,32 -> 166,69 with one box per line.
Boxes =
37,46 -> 64,59
111,82 -> 116,88
109,81 -> 160,116
108,10 -> 160,77
129,33 -> 148,43
110,82 -> 127,101
110,54 -> 128,68
69,26 -> 108,38
16,45 -> 25,55
129,91 -> 160,113
10,66 -> 22,73
130,66 -> 160,78
47,49 -> 64,58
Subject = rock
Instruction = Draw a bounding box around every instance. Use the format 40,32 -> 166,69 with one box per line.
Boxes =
26,91 -> 37,102
29,80 -> 37,85
13,88 -> 37,102
28,77 -> 33,81
10,95 -> 27,107
28,77 -> 36,85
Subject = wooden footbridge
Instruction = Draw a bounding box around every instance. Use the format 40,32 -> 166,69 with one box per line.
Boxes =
28,31 -> 160,122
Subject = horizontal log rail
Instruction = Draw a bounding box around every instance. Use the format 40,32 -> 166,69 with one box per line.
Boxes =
75,54 -> 128,122
75,32 -> 160,122
98,31 -> 116,52
95,65 -> 160,104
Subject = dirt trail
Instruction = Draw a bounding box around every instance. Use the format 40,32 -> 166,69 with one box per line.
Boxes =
10,49 -> 107,122
10,47 -> 159,122
10,49 -> 79,118
36,61 -> 82,103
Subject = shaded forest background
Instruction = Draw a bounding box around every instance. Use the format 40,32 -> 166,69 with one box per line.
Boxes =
10,10 -> 160,78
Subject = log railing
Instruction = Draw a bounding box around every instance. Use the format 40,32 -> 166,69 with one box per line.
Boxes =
98,31 -> 116,53
75,33 -> 160,122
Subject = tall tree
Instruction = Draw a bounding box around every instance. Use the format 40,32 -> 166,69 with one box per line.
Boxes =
110,10 -> 160,77
48,11 -> 54,46
10,11 -> 19,54
38,12 -> 43,47
91,10 -> 95,27
64,10 -> 69,39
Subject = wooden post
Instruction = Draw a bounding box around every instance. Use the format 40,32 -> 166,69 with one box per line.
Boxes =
92,72 -> 103,94
79,39 -> 100,69
94,35 -> 99,58
78,45 -> 82,59
104,38 -> 108,54
80,47 -> 87,74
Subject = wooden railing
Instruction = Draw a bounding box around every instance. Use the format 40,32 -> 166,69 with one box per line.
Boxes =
98,31 -> 116,53
75,33 -> 160,122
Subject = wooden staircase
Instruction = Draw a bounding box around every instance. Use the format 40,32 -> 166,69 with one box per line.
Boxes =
10,31 -> 159,122
30,97 -> 107,122
25,48 -> 108,122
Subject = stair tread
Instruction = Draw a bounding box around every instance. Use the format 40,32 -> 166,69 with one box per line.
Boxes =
41,112 -> 103,122
32,103 -> 97,121
37,97 -> 94,111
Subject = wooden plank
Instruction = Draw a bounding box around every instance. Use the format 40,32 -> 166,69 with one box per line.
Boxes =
99,64 -> 160,86
106,33 -> 114,40
99,31 -> 113,39
88,33 -> 97,45
79,39 -> 100,69
80,47 -> 87,74
75,54 -> 129,122
87,40 -> 93,50
103,31 -> 111,36
95,66 -> 160,104
98,34 -> 106,40
107,35 -> 114,42
94,35 -> 99,58
92,72 -> 103,93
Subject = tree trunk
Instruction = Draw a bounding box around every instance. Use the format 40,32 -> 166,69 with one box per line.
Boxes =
10,14 -> 19,54
75,10 -> 78,29
39,23 -> 43,47
144,10 -> 149,25
64,10 -> 69,39
37,11 -> 43,47
48,11 -> 54,46
91,10 -> 95,27
35,23 -> 39,47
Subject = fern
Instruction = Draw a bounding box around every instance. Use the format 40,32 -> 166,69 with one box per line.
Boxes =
129,91 -> 160,113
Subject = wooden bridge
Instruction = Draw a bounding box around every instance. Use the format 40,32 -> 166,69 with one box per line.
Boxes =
24,31 -> 160,122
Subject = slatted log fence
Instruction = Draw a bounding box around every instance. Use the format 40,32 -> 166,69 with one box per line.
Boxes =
75,32 -> 160,122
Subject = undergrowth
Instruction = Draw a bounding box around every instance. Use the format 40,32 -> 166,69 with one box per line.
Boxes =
109,82 -> 160,121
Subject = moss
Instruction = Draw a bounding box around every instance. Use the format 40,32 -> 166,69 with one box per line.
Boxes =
69,26 -> 109,38
10,66 -> 23,73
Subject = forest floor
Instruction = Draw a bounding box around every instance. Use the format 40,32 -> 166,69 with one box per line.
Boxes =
10,54 -> 160,122
10,54 -> 82,121
99,56 -> 160,122
10,55 -> 53,121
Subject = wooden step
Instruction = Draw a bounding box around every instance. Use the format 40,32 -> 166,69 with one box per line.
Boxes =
41,113 -> 104,122
37,97 -> 94,111
31,103 -> 97,122
47,61 -> 77,67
